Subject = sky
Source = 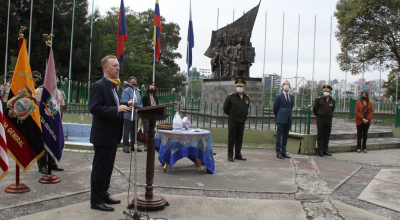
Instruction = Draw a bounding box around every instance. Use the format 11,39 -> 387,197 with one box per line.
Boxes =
91,0 -> 386,88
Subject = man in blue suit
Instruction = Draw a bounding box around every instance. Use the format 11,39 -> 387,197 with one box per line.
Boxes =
89,55 -> 133,211
273,80 -> 294,159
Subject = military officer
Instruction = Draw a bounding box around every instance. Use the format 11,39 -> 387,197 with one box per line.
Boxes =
32,71 -> 42,89
223,79 -> 250,162
1,71 -> 13,111
313,85 -> 335,157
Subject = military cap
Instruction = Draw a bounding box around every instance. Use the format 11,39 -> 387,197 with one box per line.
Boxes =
235,79 -> 246,87
6,71 -> 13,78
32,71 -> 42,79
322,85 -> 332,92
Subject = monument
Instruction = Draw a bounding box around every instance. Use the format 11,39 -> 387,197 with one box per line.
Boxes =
201,2 -> 263,117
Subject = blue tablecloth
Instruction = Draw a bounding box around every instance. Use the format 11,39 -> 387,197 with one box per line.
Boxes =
155,129 -> 216,174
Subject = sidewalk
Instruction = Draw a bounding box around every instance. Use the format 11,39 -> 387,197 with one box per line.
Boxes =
0,147 -> 399,220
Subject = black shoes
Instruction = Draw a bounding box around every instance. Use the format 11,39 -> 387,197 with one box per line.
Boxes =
38,166 -> 49,174
123,147 -> 130,153
105,196 -> 121,204
91,203 -> 114,212
136,148 -> 142,152
281,153 -> 291,158
323,152 -> 332,156
276,154 -> 284,159
319,151 -> 332,157
50,165 -> 64,171
234,156 -> 247,161
228,158 -> 234,162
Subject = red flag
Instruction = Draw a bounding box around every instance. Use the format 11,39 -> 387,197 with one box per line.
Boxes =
117,0 -> 128,71
153,0 -> 162,60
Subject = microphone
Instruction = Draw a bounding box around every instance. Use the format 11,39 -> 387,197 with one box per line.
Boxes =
123,81 -> 135,89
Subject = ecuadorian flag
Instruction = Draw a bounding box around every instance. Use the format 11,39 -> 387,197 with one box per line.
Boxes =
153,0 -> 162,60
5,39 -> 44,172
117,0 -> 127,72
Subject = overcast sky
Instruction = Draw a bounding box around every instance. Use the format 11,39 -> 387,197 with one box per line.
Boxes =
91,0 -> 386,87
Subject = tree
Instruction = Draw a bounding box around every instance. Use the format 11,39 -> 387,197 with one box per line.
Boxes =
382,69 -> 400,102
334,0 -> 400,75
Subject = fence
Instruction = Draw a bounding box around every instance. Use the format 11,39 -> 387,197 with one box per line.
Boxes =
59,81 -> 398,132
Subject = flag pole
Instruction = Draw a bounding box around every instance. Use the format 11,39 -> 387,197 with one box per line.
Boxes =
311,15 -> 316,106
328,15 -> 332,86
88,0 -> 95,97
51,0 -> 55,47
67,0 -> 76,106
152,45 -> 156,85
217,8 -> 219,29
280,13 -> 284,81
4,0 -> 11,83
28,0 -> 33,59
262,11 -> 267,101
5,27 -> 30,194
295,14 -> 300,109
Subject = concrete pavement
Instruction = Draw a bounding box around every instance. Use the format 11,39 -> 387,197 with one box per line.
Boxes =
0,147 -> 399,220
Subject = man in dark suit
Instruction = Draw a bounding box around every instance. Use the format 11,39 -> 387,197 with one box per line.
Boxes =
89,55 -> 133,212
273,80 -> 294,159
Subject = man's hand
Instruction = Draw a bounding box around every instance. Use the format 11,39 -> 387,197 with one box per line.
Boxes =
118,105 -> 131,113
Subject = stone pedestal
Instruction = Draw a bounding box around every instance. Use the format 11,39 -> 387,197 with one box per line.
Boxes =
201,78 -> 263,116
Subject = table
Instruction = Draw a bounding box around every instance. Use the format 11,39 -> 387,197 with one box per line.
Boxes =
155,129 -> 216,174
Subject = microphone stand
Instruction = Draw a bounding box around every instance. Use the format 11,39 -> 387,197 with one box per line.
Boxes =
129,87 -> 140,220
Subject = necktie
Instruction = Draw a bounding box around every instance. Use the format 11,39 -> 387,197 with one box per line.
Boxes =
286,93 -> 289,106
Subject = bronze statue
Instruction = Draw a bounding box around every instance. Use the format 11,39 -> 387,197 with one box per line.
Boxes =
204,2 -> 259,79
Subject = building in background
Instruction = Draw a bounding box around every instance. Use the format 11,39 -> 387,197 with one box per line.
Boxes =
264,73 -> 281,91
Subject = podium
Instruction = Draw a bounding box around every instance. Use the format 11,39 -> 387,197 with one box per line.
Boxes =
128,103 -> 178,211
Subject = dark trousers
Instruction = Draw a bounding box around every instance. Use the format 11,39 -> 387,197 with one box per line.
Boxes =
37,151 -> 57,168
90,145 -> 117,205
123,119 -> 137,150
357,123 -> 370,150
317,117 -> 332,153
276,121 -> 291,155
227,120 -> 245,159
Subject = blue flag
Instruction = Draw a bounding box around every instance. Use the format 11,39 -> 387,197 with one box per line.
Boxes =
187,2 -> 194,73
39,48 -> 64,162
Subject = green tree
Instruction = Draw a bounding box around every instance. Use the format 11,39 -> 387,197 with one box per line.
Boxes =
382,69 -> 399,102
334,0 -> 400,75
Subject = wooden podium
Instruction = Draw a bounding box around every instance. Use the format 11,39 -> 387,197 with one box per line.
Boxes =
128,103 -> 178,211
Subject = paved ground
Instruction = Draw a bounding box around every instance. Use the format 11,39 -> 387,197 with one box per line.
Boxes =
1,147 -> 399,220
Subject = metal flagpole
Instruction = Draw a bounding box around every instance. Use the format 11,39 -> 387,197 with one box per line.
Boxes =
186,0 -> 191,99
217,8 -> 219,29
4,0 -> 11,83
311,15 -> 316,106
51,0 -> 55,47
88,0 -> 95,97
280,13 -> 284,81
68,0 -> 76,105
328,15 -> 332,86
152,42 -> 156,85
262,11 -> 267,102
295,14 -> 300,109
233,9 -> 234,22
28,0 -> 34,59
344,71 -> 347,111
378,61 -> 381,112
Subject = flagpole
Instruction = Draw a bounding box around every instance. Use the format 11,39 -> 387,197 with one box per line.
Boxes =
88,0 -> 95,97
186,0 -> 191,99
217,8 -> 219,29
28,0 -> 34,59
5,27 -> 30,194
280,13 -> 284,81
68,0 -> 76,105
328,15 -> 332,86
295,14 -> 300,109
311,15 -> 316,106
152,46 -> 156,85
51,0 -> 55,47
4,0 -> 11,83
262,11 -> 267,101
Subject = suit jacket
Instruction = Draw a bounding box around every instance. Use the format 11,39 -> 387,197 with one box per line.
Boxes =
142,95 -> 159,107
273,92 -> 294,124
89,77 -> 124,147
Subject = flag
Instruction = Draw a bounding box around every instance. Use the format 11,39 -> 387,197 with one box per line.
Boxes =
153,0 -> 162,60
117,0 -> 127,72
39,48 -> 64,163
187,2 -> 194,72
0,101 -> 8,180
5,39 -> 44,172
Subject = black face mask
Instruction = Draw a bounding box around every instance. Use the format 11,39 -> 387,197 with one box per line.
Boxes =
361,96 -> 367,100
131,83 -> 137,87
149,89 -> 155,94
